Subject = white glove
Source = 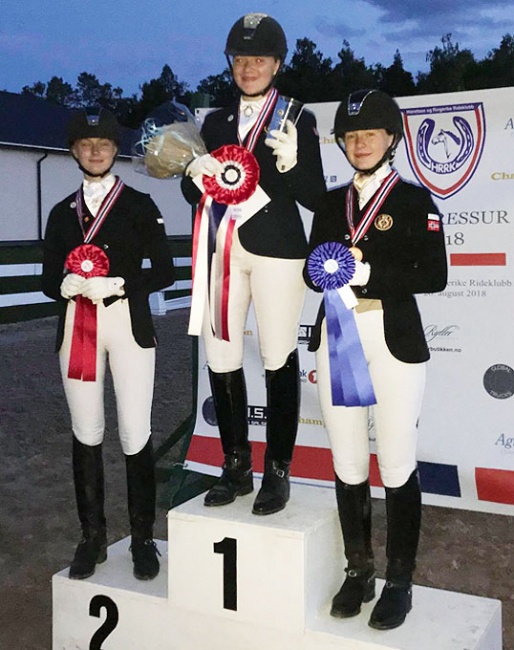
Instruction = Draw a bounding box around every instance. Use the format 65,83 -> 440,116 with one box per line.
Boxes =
265,119 -> 298,173
81,277 -> 125,302
349,261 -> 371,286
186,154 -> 224,178
60,273 -> 86,299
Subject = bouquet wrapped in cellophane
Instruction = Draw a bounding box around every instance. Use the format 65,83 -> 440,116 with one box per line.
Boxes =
132,101 -> 207,179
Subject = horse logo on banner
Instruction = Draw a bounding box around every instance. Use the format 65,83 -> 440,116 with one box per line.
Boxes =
402,102 -> 486,200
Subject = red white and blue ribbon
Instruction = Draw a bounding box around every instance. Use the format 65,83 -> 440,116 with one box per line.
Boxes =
346,170 -> 400,244
189,145 -> 261,341
307,242 -> 376,407
75,176 -> 125,241
65,244 -> 110,382
238,88 -> 278,153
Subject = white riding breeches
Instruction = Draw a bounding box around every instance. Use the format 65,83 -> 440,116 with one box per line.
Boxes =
316,308 -> 426,488
203,231 -> 306,373
59,298 -> 155,455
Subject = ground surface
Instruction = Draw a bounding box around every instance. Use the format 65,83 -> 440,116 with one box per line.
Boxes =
0,309 -> 512,649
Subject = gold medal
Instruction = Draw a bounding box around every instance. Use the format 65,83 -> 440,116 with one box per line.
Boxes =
375,214 -> 393,231
349,246 -> 363,261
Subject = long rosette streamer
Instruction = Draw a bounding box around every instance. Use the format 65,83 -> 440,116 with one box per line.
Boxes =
65,244 -> 110,382
189,144 -> 260,341
307,242 -> 376,406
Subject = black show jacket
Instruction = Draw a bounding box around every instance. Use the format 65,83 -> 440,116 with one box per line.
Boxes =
42,184 -> 175,350
181,103 -> 326,260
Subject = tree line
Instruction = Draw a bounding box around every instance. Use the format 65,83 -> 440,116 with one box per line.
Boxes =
21,33 -> 514,129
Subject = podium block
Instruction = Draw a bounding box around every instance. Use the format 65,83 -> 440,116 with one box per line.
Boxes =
168,483 -> 343,632
53,482 -> 502,649
52,538 -> 170,649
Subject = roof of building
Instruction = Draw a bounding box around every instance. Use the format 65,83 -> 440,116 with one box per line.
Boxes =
0,91 -> 133,155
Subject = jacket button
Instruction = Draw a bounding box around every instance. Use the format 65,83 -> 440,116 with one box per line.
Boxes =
103,244 -> 109,250
363,235 -> 369,241
361,288 -> 367,294
344,234 -> 350,240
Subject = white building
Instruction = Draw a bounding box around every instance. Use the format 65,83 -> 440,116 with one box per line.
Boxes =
0,91 -> 192,242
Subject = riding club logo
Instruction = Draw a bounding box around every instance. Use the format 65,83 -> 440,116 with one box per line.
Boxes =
402,102 -> 486,200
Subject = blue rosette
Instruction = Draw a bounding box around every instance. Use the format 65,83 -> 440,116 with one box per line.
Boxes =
307,242 -> 376,407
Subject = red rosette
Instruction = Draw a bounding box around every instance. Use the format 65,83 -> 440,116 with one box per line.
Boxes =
202,144 -> 260,205
65,244 -> 110,278
64,244 -> 110,383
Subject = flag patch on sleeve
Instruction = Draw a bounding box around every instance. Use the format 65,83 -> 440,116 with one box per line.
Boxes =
427,213 -> 440,232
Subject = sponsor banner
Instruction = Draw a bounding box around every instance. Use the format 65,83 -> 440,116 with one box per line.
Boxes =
188,88 -> 514,515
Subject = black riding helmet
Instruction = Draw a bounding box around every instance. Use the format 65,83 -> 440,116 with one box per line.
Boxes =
225,13 -> 287,97
334,90 -> 403,174
67,106 -> 122,148
67,107 -> 121,177
225,13 -> 287,60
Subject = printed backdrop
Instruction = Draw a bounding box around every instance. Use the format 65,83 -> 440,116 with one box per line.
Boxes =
186,87 -> 514,515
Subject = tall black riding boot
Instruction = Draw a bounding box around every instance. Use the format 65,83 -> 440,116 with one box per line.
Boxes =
330,476 -> 375,618
69,437 -> 107,580
252,350 -> 300,516
369,469 -> 421,630
204,368 -> 253,507
126,438 -> 160,580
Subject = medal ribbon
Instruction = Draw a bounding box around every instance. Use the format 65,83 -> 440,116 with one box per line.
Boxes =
239,88 -> 278,153
346,170 -> 400,245
75,176 -> 125,241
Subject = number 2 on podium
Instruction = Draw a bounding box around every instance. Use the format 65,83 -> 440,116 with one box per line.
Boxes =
213,537 -> 237,611
89,594 -> 119,649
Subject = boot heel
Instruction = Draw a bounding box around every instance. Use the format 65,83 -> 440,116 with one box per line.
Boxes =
368,581 -> 412,630
97,546 -> 108,564
237,474 -> 254,496
363,577 -> 376,603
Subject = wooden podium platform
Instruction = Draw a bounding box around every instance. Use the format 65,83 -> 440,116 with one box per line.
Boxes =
53,483 -> 502,649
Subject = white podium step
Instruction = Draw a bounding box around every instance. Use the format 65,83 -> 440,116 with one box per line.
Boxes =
53,482 -> 502,649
